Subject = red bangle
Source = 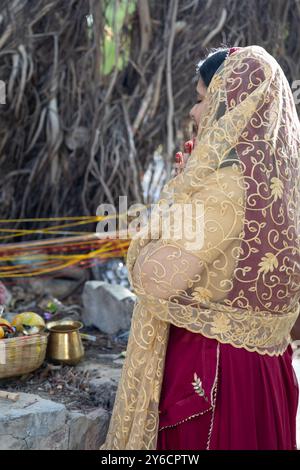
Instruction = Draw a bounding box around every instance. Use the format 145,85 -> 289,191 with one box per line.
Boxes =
175,151 -> 183,163
184,140 -> 194,154
229,47 -> 241,55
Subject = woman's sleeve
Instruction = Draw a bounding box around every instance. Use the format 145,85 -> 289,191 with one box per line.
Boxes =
291,302 -> 300,341
131,165 -> 245,300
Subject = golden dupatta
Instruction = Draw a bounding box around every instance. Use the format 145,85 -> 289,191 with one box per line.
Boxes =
100,45 -> 300,450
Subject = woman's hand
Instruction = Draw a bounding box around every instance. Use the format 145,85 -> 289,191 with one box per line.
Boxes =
175,139 -> 195,175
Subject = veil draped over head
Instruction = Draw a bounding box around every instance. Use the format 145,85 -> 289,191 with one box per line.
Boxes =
100,45 -> 300,450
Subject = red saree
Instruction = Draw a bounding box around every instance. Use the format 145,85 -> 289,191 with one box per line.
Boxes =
157,324 -> 299,450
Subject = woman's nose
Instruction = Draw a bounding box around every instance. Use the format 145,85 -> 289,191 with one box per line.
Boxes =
189,105 -> 196,120
189,105 -> 197,123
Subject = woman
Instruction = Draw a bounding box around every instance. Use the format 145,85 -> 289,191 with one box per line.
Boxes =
100,45 -> 300,450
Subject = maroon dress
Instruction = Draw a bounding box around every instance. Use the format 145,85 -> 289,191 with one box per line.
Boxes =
156,324 -> 299,450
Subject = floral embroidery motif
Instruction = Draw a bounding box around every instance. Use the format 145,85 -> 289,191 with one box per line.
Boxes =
192,372 -> 210,402
209,74 -> 223,93
152,379 -> 160,402
270,176 -> 284,201
211,312 -> 231,334
258,252 -> 279,275
191,287 -> 213,303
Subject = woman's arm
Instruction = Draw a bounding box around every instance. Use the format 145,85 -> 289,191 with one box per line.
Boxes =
291,309 -> 300,341
131,165 -> 245,300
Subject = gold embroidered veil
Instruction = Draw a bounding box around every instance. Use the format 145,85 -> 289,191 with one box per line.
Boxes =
100,45 -> 300,450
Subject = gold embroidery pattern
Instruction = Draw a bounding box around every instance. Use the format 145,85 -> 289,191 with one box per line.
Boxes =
100,45 -> 300,450
191,287 -> 213,303
158,407 -> 212,432
206,341 -> 220,450
136,293 -> 300,356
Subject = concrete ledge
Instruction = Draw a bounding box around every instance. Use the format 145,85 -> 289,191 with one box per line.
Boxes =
0,392 -> 109,450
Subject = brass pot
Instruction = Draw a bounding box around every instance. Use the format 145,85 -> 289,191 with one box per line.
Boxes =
46,320 -> 84,365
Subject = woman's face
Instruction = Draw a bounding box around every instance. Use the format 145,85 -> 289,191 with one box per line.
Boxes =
189,77 -> 208,134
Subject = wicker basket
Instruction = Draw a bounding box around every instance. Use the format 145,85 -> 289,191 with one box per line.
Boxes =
0,333 -> 49,379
